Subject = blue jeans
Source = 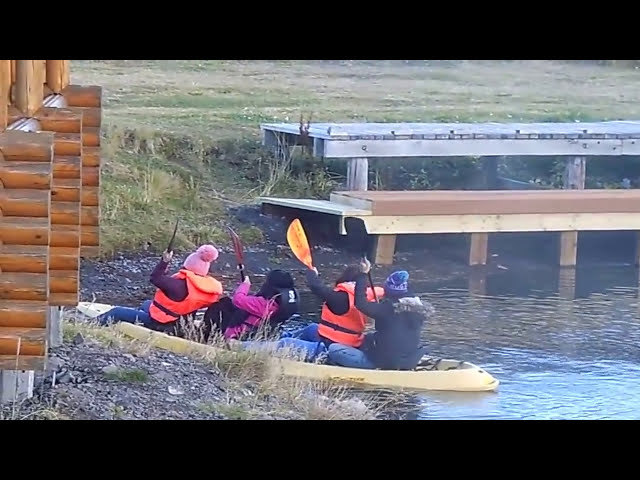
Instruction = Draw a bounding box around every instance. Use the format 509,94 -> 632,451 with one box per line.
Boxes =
281,322 -> 323,342
286,323 -> 377,369
240,337 -> 327,362
97,300 -> 154,327
327,343 -> 376,369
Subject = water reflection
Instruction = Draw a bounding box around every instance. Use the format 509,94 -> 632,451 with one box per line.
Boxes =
411,265 -> 640,420
293,264 -> 640,420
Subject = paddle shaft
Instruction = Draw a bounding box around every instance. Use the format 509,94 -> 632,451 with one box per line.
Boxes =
362,253 -> 379,303
367,271 -> 379,302
166,218 -> 179,253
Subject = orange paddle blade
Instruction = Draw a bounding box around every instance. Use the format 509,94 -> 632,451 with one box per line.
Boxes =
287,219 -> 313,269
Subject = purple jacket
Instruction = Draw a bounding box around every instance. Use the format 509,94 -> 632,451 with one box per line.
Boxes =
224,282 -> 278,339
150,259 -> 188,302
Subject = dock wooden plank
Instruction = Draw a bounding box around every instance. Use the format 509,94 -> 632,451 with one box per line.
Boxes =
258,197 -> 371,216
261,121 -> 640,140
332,189 -> 640,216
261,121 -> 640,158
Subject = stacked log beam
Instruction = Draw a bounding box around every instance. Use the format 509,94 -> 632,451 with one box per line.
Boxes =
59,84 -> 101,259
36,107 -> 82,307
0,59 -> 90,401
0,129 -> 54,373
0,60 -> 101,402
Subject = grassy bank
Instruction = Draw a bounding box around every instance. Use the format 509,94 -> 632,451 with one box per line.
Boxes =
70,60 -> 640,256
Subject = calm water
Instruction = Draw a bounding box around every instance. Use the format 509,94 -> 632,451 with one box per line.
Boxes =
297,263 -> 640,420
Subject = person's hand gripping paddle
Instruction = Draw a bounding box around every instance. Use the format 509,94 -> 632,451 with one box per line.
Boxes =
286,219 -> 315,271
361,254 -> 379,303
227,226 -> 246,281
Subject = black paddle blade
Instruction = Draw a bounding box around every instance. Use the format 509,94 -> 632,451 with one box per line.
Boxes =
166,218 -> 179,253
343,216 -> 372,258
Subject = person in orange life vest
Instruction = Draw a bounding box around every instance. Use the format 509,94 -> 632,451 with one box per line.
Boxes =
280,265 -> 384,349
327,260 -> 435,370
97,244 -> 223,336
203,269 -> 299,341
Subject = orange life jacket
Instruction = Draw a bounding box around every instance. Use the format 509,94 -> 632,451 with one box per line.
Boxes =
318,282 -> 385,347
149,269 -> 223,324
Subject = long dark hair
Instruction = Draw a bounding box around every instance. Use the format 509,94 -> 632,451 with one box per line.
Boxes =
335,265 -> 360,286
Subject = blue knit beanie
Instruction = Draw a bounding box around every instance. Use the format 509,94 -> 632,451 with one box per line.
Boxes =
384,270 -> 409,294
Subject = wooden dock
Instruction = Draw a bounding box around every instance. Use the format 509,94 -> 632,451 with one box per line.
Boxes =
259,120 -> 640,268
262,121 -> 640,156
260,189 -> 640,265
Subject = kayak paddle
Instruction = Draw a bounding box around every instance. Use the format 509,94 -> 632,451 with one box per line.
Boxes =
363,253 -> 379,303
287,218 -> 314,270
227,226 -> 246,281
344,217 -> 379,303
166,218 -> 179,254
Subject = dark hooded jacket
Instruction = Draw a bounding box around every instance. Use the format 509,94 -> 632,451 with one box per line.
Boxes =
353,273 -> 434,370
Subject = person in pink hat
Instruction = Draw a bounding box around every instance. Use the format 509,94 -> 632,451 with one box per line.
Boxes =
97,244 -> 224,336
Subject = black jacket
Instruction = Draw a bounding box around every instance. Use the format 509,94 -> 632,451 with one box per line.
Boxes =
353,273 -> 434,370
305,270 -> 350,315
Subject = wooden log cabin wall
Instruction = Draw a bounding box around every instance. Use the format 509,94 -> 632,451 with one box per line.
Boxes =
0,60 -> 102,402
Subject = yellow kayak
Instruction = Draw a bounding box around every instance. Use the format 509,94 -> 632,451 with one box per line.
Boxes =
75,301 -> 499,393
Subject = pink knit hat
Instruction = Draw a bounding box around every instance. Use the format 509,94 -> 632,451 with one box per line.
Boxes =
183,244 -> 219,276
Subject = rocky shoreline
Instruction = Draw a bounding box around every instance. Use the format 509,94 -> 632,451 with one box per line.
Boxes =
2,318 -> 381,420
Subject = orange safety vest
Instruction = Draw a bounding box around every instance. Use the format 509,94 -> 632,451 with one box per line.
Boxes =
318,282 -> 385,347
149,269 -> 223,324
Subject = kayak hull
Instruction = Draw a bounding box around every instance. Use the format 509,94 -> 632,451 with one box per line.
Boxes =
76,302 -> 113,318
75,302 -> 499,393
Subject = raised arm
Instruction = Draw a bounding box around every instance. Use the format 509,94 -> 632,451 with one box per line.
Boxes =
306,269 -> 350,315
149,251 -> 188,302
354,272 -> 389,320
232,277 -> 275,318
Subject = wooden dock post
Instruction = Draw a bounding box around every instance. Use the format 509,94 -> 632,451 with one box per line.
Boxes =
346,157 -> 368,191
467,156 -> 499,266
558,267 -> 576,300
469,233 -> 489,266
559,157 -> 586,267
372,234 -> 396,265
468,267 -> 487,296
349,156 -> 386,260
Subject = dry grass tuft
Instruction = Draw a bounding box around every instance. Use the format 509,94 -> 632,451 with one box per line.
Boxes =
60,312 -> 382,420
62,311 -> 152,357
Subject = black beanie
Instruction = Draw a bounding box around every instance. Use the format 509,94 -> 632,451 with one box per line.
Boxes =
266,269 -> 294,289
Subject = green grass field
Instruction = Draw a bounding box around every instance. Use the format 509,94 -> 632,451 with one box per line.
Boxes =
70,60 -> 640,256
